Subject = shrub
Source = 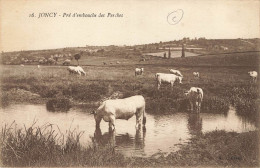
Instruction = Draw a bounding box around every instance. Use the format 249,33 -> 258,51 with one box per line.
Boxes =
46,98 -> 71,112
63,83 -> 108,102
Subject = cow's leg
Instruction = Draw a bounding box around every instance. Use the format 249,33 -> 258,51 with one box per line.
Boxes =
95,116 -> 102,128
189,101 -> 193,112
157,83 -> 160,90
197,101 -> 201,113
109,115 -> 116,131
171,82 -> 174,90
135,110 -> 143,129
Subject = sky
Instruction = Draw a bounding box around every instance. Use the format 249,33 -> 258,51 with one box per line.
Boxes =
0,0 -> 259,52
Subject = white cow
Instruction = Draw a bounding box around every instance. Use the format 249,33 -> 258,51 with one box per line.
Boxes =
169,69 -> 183,77
37,65 -> 40,68
193,72 -> 200,78
20,64 -> 24,67
156,73 -> 183,90
76,66 -> 86,76
135,68 -> 144,76
185,87 -> 203,113
92,95 -> 146,130
248,71 -> 257,83
67,66 -> 86,76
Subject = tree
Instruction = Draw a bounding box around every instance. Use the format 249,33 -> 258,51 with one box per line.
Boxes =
74,52 -> 82,65
181,44 -> 185,58
54,55 -> 59,64
168,48 -> 171,59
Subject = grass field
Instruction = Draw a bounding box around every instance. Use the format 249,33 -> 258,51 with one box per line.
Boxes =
0,51 -> 259,166
1,52 -> 259,116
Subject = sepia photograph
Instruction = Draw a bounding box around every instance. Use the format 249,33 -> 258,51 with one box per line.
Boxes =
0,0 -> 259,167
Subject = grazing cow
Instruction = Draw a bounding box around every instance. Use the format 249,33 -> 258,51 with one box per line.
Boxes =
67,66 -> 86,76
135,68 -> 144,76
248,71 -> 257,83
63,59 -> 71,66
116,61 -> 120,64
156,73 -> 182,90
103,62 -> 107,65
185,87 -> 203,113
76,66 -> 86,76
193,72 -> 200,78
20,64 -> 24,67
37,65 -> 40,68
169,69 -> 183,77
92,95 -> 146,130
67,66 -> 81,75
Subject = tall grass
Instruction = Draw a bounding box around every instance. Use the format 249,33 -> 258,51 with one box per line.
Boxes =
225,84 -> 259,124
0,121 -> 127,167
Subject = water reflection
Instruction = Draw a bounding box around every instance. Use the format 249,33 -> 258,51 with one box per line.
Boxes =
0,104 -> 257,157
187,113 -> 202,135
93,127 -> 146,155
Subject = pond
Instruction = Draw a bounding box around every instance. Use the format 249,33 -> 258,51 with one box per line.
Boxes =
143,51 -> 198,58
0,104 -> 256,157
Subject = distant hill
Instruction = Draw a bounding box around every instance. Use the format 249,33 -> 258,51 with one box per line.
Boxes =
0,38 -> 259,66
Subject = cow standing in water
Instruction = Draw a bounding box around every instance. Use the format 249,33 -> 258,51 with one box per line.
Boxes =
185,87 -> 203,113
92,95 -> 146,130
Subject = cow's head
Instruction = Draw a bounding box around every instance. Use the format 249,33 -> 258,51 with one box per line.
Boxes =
177,76 -> 183,84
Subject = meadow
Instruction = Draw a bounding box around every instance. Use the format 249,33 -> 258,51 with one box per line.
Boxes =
0,52 -> 259,166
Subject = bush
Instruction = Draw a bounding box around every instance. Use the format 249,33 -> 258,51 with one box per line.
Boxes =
46,98 -> 71,112
63,83 -> 108,102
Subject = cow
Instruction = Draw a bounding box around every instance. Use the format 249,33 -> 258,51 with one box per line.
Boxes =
135,68 -> 144,76
103,62 -> 107,65
67,66 -> 81,75
63,59 -> 71,66
76,66 -> 86,76
20,64 -> 24,67
37,65 -> 40,68
169,69 -> 183,77
185,87 -> 203,113
116,61 -> 120,64
193,72 -> 200,78
67,66 -> 86,76
92,95 -> 146,130
156,73 -> 183,90
248,71 -> 257,83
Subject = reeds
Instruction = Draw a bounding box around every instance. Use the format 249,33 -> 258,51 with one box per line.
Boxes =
0,121 -> 127,167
